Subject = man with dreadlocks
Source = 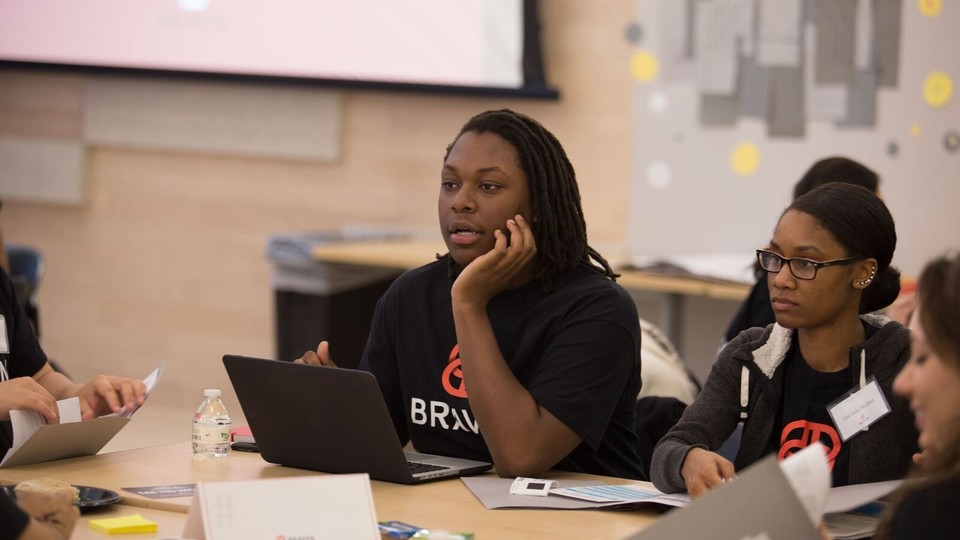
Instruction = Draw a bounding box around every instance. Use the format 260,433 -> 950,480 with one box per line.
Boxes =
299,109 -> 646,480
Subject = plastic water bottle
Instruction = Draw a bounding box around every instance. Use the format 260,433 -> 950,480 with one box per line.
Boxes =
192,389 -> 231,458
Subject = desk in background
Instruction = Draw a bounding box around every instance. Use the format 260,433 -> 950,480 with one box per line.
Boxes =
0,443 -> 660,539
310,238 -> 751,357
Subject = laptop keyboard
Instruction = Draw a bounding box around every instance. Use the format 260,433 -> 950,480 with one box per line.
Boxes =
407,461 -> 451,475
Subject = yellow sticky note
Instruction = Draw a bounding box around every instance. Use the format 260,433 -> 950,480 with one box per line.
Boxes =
630,50 -> 660,83
923,71 -> 953,109
88,513 -> 158,534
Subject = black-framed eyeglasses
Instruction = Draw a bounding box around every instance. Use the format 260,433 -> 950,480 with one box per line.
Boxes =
756,249 -> 859,280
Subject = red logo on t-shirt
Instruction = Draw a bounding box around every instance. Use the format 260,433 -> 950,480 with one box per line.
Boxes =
778,420 -> 842,469
441,344 -> 467,398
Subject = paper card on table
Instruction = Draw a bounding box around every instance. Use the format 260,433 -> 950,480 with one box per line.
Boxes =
0,365 -> 164,468
182,474 -> 378,540
88,513 -> 157,534
123,483 -> 196,499
551,484 -> 690,508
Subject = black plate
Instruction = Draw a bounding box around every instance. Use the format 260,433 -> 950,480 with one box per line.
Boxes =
1,484 -> 121,511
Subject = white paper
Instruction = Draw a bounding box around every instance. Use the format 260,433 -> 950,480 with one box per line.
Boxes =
0,314 -> 9,354
779,442 -> 831,527
756,0 -> 802,66
694,1 -> 741,95
805,25 -> 851,121
631,252 -> 756,284
183,475 -> 379,540
57,397 -> 82,423
824,480 -> 901,514
0,365 -> 163,467
550,484 -> 690,508
824,511 -> 879,540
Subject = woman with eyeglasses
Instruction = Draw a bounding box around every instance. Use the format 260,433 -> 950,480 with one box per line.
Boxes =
651,183 -> 918,497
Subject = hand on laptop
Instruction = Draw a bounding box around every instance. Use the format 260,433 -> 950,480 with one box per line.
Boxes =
295,341 -> 338,368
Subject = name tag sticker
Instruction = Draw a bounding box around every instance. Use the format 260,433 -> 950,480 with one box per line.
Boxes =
0,314 -> 8,354
827,377 -> 892,442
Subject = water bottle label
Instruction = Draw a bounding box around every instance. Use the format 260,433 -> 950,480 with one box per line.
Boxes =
193,425 -> 231,443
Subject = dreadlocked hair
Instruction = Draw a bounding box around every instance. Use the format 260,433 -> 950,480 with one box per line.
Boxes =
442,109 -> 618,289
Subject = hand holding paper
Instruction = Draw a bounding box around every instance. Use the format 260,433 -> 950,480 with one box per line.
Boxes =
0,365 -> 164,468
0,375 -> 60,423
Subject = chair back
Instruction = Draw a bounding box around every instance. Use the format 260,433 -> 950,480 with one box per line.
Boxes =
5,244 -> 44,336
7,244 -> 44,289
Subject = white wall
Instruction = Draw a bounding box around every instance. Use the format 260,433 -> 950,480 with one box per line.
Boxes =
628,1 -> 959,277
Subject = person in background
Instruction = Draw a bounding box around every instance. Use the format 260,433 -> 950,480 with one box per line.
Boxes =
651,183 -> 918,497
0,264 -> 147,455
0,487 -> 78,540
724,157 -> 881,343
872,252 -> 960,539
300,109 -> 646,480
0,199 -> 10,274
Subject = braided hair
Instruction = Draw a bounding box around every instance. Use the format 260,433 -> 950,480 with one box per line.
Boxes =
442,109 -> 617,288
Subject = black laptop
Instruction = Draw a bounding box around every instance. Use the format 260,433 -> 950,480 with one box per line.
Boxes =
222,355 -> 492,484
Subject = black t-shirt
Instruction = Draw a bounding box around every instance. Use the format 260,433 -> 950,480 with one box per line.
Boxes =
770,339 -> 852,486
889,475 -> 960,539
0,490 -> 30,540
0,267 -> 50,453
360,259 -> 646,480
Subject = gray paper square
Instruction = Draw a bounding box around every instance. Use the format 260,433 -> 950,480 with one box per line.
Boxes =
815,0 -> 857,85
769,67 -> 806,137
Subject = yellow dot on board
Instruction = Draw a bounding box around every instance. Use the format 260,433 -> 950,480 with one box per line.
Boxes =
923,71 -> 954,109
730,142 -> 760,177
910,123 -> 922,137
630,50 -> 660,83
918,0 -> 942,17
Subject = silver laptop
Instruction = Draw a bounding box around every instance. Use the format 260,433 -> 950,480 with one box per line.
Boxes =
222,354 -> 492,484
626,455 -> 820,540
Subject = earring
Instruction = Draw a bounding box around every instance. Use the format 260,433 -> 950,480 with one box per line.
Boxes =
857,266 -> 877,287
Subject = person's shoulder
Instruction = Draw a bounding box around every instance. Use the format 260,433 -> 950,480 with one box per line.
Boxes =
725,325 -> 773,354
392,258 -> 449,285
563,263 -> 628,292
563,264 -> 637,306
376,258 -> 450,305
894,476 -> 960,535
862,314 -> 911,355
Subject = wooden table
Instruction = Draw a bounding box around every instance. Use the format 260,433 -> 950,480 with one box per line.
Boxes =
312,238 -> 750,354
1,443 -> 661,539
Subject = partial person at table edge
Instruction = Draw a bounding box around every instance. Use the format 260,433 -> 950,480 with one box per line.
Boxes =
0,265 -> 147,455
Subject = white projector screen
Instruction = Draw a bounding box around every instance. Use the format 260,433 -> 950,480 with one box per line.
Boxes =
0,0 -> 555,97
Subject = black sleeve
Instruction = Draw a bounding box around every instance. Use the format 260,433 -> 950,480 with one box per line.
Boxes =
889,479 -> 960,539
359,287 -> 409,446
0,491 -> 31,540
1,266 -> 49,377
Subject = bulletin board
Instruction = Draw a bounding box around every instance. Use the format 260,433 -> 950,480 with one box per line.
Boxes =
627,0 -> 957,276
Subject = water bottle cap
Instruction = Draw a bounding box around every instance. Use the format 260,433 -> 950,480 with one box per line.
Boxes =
204,389 -> 221,398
